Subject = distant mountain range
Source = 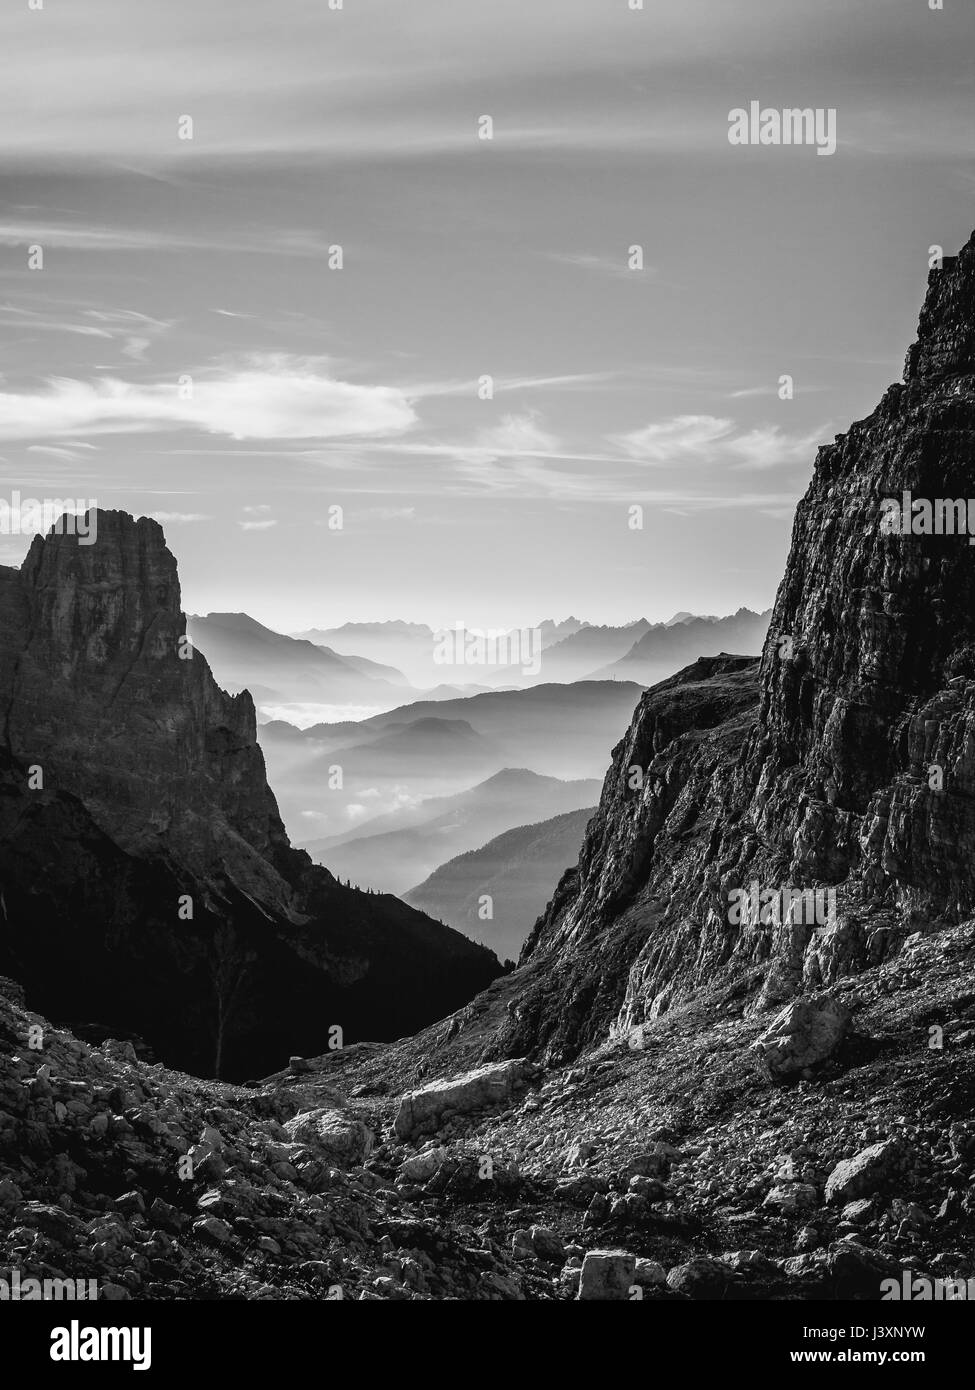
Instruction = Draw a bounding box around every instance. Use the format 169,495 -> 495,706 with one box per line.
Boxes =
187,611 -> 411,707
290,680 -> 650,774
591,607 -> 771,684
405,805 -> 597,961
295,617 -> 587,688
319,714 -> 500,780
188,611 -> 767,721
185,610 -> 768,889
259,679 -> 645,840
300,768 -> 601,895
518,620 -> 653,684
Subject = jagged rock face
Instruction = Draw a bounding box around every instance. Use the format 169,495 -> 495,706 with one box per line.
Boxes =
739,229 -> 975,935
493,230 -> 975,1064
0,513 -> 500,1078
904,243 -> 975,383
490,655 -> 763,1061
0,512 -> 291,908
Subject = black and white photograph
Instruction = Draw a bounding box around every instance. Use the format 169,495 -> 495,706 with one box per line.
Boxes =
0,0 -> 973,1367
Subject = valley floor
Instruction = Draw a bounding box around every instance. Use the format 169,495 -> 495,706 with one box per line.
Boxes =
2,921 -> 974,1301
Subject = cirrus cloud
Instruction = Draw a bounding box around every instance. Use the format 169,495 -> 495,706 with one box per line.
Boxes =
0,356 -> 417,442
611,414 -> 827,471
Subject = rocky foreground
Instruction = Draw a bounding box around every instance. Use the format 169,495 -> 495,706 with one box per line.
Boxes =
3,915 -> 974,1301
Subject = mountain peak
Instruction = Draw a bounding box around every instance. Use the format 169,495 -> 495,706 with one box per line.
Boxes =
904,230 -> 975,383
23,507 -> 179,616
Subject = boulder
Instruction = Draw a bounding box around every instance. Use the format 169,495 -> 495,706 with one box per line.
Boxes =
398,1147 -> 448,1183
627,1174 -> 665,1200
530,1226 -> 565,1264
511,1229 -> 533,1261
825,1139 -> 903,1205
393,1060 -> 531,1139
840,1198 -> 875,1225
582,1192 -> 610,1228
283,1109 -> 373,1167
578,1250 -> 636,1301
751,997 -> 851,1077
783,1252 -> 828,1280
827,1239 -> 901,1297
763,1182 -> 818,1214
193,1215 -> 233,1244
666,1255 -> 732,1299
722,1249 -> 776,1273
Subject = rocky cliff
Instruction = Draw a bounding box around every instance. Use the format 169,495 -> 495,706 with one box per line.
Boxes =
487,229 -> 975,1064
0,513 -> 500,1078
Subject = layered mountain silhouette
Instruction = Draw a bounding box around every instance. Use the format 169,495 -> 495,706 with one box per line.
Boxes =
286,681 -> 648,778
187,611 -> 410,706
467,611 -> 769,687
538,616 -> 587,647
405,805 -> 597,960
293,621 -> 499,689
298,616 -> 586,688
314,715 -> 497,778
518,620 -> 652,684
258,681 -> 645,840
301,768 -> 601,895
476,230 -> 975,1064
591,607 -> 771,684
0,514 -> 499,1079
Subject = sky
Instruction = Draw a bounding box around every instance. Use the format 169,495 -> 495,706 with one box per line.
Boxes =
0,0 -> 973,631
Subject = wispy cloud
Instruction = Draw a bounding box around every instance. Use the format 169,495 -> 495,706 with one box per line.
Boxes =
472,413 -> 559,458
0,355 -> 417,442
26,442 -> 99,462
409,371 -> 616,399
84,309 -> 173,362
612,414 -> 827,471
0,221 -> 342,258
727,384 -> 826,399
1,304 -> 171,361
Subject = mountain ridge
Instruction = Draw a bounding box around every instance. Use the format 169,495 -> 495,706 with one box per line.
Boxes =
405,805 -> 598,961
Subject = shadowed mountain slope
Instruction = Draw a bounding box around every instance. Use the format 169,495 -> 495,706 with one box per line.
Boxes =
0,513 -> 500,1078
